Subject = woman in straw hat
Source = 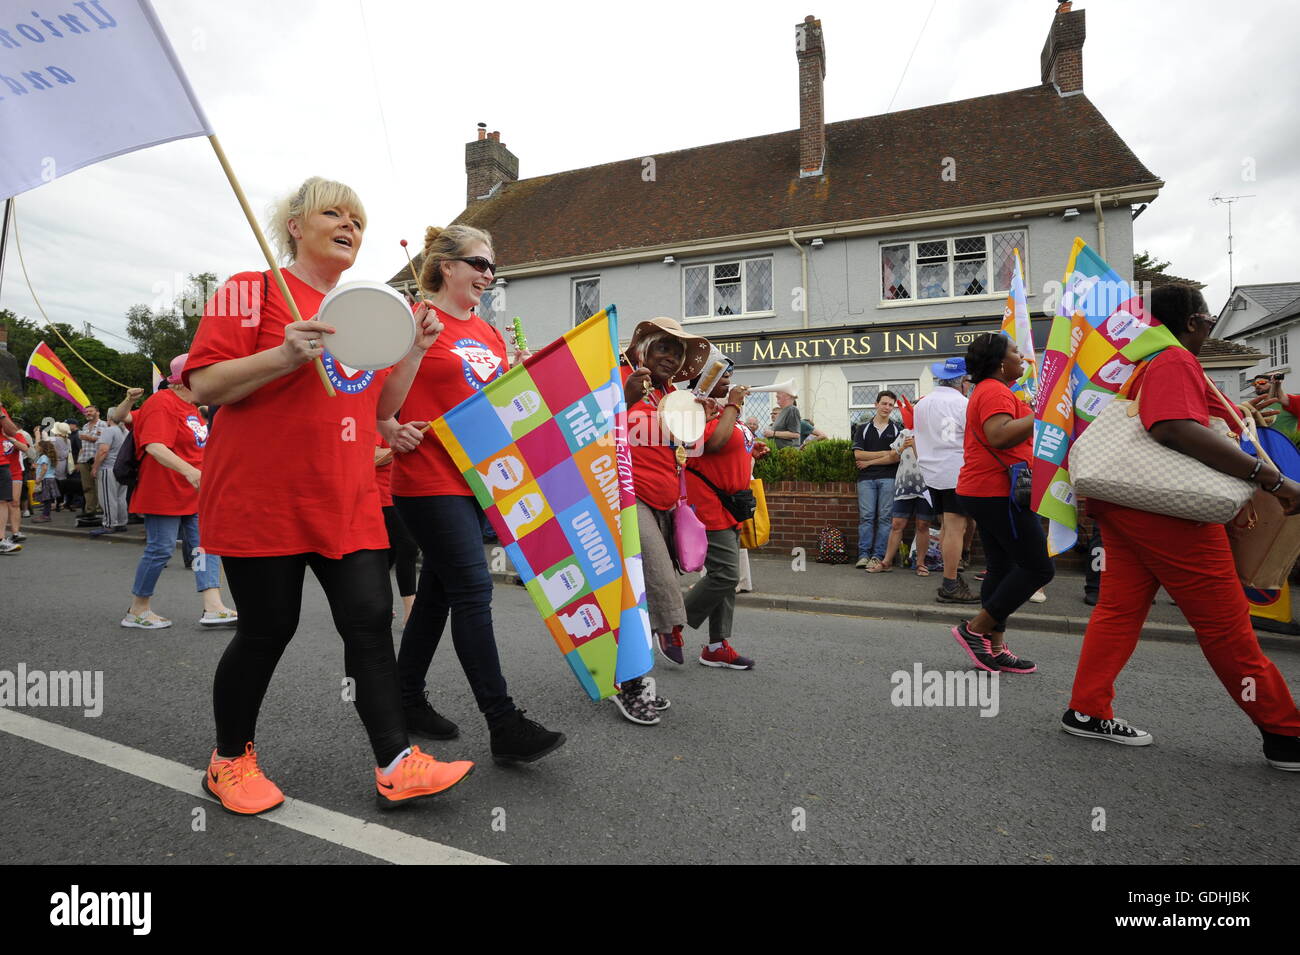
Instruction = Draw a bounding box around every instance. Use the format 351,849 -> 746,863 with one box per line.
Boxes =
617,317 -> 711,724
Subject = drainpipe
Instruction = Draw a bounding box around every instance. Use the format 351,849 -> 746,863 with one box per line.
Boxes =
787,230 -> 811,417
1093,191 -> 1107,262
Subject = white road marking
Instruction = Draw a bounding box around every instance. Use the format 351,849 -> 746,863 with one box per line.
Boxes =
0,708 -> 503,865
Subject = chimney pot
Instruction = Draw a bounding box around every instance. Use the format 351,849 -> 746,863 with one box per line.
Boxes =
465,127 -> 519,206
477,126 -> 486,141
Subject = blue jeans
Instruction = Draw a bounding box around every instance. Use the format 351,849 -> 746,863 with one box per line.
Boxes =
132,513 -> 222,597
857,478 -> 895,560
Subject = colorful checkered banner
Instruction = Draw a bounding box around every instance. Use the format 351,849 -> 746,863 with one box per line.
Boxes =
1031,238 -> 1180,556
432,306 -> 653,700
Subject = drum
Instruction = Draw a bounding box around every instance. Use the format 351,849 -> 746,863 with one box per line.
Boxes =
659,389 -> 706,444
316,280 -> 416,370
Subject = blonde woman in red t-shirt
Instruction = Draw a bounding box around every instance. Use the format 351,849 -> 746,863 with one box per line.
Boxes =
185,177 -> 472,814
389,225 -> 565,764
949,333 -> 1054,675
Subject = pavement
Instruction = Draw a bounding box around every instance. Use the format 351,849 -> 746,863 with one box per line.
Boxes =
20,508 -> 1299,653
1,529 -> 1298,867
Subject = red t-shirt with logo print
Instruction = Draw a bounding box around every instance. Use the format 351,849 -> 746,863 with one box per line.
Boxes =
685,415 -> 755,530
391,307 -> 510,497
183,269 -> 392,557
130,387 -> 206,515
622,367 -> 680,512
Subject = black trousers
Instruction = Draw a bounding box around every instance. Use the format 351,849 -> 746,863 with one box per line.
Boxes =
958,494 -> 1055,630
214,549 -> 408,766
383,504 -> 420,597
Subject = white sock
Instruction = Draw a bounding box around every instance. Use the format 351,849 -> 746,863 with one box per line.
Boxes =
708,642 -> 723,652
381,747 -> 412,775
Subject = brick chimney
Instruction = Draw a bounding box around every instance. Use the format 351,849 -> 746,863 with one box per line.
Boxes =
796,15 -> 826,178
1040,2 -> 1085,96
465,123 -> 519,206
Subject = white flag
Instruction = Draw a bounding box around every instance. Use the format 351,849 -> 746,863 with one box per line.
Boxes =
0,0 -> 212,200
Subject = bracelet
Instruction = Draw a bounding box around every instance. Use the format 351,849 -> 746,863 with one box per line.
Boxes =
1247,458 -> 1263,482
724,402 -> 742,414
1267,473 -> 1286,493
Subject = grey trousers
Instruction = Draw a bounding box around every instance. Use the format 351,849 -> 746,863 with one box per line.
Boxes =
684,527 -> 741,641
97,468 -> 129,528
637,499 -> 686,634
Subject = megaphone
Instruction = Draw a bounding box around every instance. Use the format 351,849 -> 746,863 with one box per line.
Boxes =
747,378 -> 797,394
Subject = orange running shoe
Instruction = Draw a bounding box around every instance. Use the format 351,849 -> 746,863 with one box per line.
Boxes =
375,746 -> 474,810
203,742 -> 285,815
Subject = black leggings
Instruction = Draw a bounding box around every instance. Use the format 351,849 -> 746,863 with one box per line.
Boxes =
214,549 -> 408,766
384,505 -> 420,597
958,495 -> 1055,630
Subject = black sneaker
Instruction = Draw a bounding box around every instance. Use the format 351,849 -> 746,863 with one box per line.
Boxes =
612,677 -> 660,725
1060,709 -> 1153,746
936,575 -> 980,604
403,692 -> 459,740
1260,729 -> 1300,771
950,622 -> 1000,672
490,709 -> 566,764
991,645 -> 1037,674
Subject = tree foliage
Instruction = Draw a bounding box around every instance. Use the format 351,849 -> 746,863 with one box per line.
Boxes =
1133,251 -> 1171,275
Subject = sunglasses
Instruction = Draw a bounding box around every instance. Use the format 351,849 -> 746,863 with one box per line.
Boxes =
452,256 -> 497,274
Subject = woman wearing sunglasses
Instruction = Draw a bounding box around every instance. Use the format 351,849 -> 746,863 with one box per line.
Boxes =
390,224 -> 566,764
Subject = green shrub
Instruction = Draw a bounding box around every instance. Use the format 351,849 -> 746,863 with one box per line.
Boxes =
754,439 -> 855,484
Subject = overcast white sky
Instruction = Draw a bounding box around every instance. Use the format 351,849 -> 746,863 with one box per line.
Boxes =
2,0 -> 1297,352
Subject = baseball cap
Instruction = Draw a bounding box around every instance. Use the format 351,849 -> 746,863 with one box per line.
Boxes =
930,356 -> 967,379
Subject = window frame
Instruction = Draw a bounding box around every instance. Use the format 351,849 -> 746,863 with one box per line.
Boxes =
848,380 -> 919,427
879,230 -> 1028,307
681,256 -> 776,324
572,275 -> 601,328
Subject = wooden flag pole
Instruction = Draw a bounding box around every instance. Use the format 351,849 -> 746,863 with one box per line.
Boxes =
207,134 -> 335,396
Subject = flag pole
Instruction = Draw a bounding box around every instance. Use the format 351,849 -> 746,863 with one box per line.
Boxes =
207,135 -> 335,397
0,199 -> 12,303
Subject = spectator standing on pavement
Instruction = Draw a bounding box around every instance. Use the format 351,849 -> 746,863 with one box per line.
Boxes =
91,410 -> 130,536
852,391 -> 901,571
948,333 -> 1051,675
914,357 -> 979,603
76,406 -> 103,518
32,441 -> 58,521
764,387 -> 802,448
879,428 -> 934,576
1061,286 -> 1300,770
122,353 -> 237,631
682,367 -> 761,670
50,423 -> 73,511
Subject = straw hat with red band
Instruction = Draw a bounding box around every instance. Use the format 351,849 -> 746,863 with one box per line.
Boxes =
626,317 -> 712,383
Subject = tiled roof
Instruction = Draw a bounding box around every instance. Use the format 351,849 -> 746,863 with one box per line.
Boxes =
1237,283 -> 1300,315
391,83 -> 1158,282
1134,264 -> 1204,290
1231,288 -> 1300,337
1198,337 -> 1264,360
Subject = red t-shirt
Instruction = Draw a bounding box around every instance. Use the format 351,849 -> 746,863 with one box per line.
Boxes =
131,388 -> 206,515
1131,346 -> 1236,430
390,307 -> 509,497
2,407 -> 27,473
623,367 -> 679,512
957,378 -> 1032,497
183,270 -> 393,558
685,415 -> 755,530
375,435 -> 394,508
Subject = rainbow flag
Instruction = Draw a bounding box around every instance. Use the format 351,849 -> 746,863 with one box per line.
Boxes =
1031,239 -> 1180,556
25,342 -> 91,411
1001,249 -> 1037,403
432,306 -> 652,700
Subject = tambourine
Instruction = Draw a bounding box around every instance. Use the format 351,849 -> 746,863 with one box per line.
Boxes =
659,389 -> 706,444
317,280 -> 415,370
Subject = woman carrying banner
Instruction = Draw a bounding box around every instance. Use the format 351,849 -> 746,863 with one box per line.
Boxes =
390,224 -> 565,764
682,367 -> 762,669
619,317 -> 711,723
949,332 -> 1053,674
186,177 -> 474,814
1061,285 -> 1300,770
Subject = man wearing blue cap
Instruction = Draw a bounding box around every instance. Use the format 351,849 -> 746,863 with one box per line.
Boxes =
914,357 -> 979,603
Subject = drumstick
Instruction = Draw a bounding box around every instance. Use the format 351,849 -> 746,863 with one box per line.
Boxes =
399,239 -> 426,302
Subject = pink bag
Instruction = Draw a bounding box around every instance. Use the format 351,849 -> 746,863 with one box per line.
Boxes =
673,462 -> 708,572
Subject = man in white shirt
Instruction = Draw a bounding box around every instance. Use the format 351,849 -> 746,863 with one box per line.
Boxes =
914,357 -> 978,603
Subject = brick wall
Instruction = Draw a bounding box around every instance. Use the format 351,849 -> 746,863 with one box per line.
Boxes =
754,480 -> 861,556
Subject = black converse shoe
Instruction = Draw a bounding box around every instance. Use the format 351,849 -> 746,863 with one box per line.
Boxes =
403,692 -> 459,740
490,709 -> 566,763
1060,709 -> 1153,746
612,678 -> 660,725
1260,729 -> 1300,771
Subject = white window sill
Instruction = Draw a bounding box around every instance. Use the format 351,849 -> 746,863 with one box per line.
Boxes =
877,293 -> 1028,309
681,311 -> 777,325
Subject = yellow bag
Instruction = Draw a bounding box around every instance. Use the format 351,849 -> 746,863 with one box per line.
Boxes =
738,478 -> 769,549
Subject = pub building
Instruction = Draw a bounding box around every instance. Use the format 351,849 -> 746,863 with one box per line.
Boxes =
390,3 -> 1161,436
